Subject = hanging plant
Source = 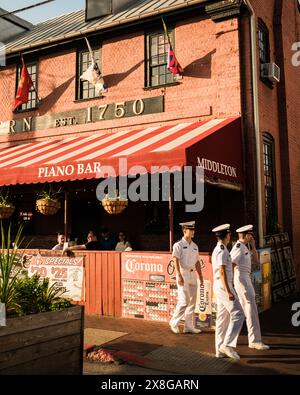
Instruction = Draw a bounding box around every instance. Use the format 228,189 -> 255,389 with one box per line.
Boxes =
0,188 -> 15,220
101,191 -> 128,215
36,185 -> 61,216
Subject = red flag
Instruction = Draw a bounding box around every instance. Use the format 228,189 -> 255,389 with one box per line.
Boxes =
161,18 -> 184,76
13,58 -> 34,111
167,43 -> 184,76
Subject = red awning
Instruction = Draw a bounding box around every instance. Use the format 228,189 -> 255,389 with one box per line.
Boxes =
0,118 -> 243,186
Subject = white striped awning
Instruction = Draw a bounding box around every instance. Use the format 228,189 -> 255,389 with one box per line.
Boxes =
0,118 -> 243,186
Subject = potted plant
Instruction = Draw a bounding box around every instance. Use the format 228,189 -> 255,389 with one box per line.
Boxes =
0,223 -> 84,375
101,190 -> 128,215
36,185 -> 61,215
0,188 -> 15,220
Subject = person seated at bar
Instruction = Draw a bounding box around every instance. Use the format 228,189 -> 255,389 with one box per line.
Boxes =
99,227 -> 117,251
115,231 -> 132,251
52,233 -> 66,251
62,230 -> 102,255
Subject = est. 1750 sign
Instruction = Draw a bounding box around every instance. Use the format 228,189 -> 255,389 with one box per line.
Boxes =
0,96 -> 164,135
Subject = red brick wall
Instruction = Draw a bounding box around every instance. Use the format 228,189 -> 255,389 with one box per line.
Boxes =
250,0 -> 283,231
281,1 -> 300,281
250,0 -> 300,281
0,15 -> 241,146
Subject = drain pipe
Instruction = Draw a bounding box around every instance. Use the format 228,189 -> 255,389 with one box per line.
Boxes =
243,0 -> 264,248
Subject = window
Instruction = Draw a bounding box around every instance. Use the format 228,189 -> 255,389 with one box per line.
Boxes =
16,62 -> 38,111
77,47 -> 101,100
145,28 -> 175,87
263,133 -> 278,234
258,19 -> 270,64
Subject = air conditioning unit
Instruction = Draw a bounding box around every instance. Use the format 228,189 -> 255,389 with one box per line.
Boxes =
261,63 -> 280,83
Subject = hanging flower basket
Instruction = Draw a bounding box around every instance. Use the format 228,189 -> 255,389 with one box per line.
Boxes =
36,198 -> 61,215
0,204 -> 15,219
101,197 -> 128,215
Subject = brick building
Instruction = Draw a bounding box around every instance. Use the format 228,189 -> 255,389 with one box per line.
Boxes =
0,1 -> 299,283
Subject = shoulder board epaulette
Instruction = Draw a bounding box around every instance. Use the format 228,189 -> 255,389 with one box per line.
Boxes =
220,245 -> 224,250
236,243 -> 240,248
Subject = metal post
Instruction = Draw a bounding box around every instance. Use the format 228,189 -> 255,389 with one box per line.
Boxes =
169,177 -> 174,252
64,191 -> 69,240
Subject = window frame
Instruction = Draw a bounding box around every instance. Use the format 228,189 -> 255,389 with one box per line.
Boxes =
76,44 -> 102,101
258,19 -> 270,65
258,19 -> 274,88
263,133 -> 278,234
15,61 -> 39,113
145,26 -> 177,88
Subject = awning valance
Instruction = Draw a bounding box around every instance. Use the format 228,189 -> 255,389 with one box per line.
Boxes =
0,117 -> 243,186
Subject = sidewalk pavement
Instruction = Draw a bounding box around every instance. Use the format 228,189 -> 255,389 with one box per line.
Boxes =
84,293 -> 300,375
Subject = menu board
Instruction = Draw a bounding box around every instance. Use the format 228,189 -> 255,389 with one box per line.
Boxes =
121,252 -> 213,324
121,253 -> 177,321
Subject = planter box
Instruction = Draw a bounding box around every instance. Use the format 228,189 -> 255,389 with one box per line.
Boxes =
0,305 -> 84,375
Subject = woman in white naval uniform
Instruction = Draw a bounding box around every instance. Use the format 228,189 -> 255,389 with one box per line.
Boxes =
212,224 -> 244,360
231,225 -> 269,350
169,221 -> 204,334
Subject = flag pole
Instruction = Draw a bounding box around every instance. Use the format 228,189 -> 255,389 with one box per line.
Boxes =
161,17 -> 184,77
161,17 -> 172,46
83,36 -> 96,64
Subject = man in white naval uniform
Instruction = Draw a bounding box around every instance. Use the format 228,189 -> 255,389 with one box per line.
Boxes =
169,221 -> 204,334
231,225 -> 269,350
212,224 -> 244,360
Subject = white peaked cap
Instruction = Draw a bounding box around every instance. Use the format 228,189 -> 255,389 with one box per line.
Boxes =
179,221 -> 195,229
236,224 -> 254,233
212,224 -> 230,233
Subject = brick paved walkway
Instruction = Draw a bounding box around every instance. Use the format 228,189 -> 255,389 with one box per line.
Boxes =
84,293 -> 300,375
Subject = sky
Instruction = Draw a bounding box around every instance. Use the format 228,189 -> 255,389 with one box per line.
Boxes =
0,0 -> 85,24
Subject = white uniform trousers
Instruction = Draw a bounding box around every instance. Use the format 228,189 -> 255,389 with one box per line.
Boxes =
214,284 -> 244,353
234,274 -> 262,344
170,270 -> 197,329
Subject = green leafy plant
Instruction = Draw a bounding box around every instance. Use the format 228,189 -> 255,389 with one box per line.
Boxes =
0,223 -> 72,316
36,185 -> 62,215
103,189 -> 127,201
37,185 -> 62,201
0,223 -> 24,313
0,188 -> 14,207
14,274 -> 72,315
51,298 -> 73,311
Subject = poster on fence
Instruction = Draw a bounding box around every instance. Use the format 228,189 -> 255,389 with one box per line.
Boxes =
22,254 -> 85,301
